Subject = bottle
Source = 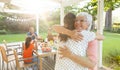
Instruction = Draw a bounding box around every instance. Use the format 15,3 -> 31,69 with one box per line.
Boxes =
44,38 -> 48,42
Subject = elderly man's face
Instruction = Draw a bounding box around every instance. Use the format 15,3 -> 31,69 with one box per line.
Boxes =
29,27 -> 34,33
74,16 -> 89,31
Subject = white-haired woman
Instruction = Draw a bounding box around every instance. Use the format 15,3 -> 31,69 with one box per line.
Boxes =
53,12 -> 104,70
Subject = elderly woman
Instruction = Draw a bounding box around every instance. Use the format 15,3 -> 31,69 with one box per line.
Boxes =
53,12 -> 104,70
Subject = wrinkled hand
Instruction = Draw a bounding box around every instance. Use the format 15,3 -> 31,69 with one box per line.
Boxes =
96,32 -> 105,40
70,30 -> 83,41
58,46 -> 72,59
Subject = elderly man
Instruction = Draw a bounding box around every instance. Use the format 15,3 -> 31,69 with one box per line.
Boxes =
27,27 -> 38,40
27,27 -> 42,40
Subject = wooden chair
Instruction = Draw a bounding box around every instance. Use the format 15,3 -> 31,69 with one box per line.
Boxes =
13,49 -> 39,70
0,46 -> 15,70
3,41 -> 22,55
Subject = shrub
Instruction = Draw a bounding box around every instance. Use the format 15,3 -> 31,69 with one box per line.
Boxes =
0,29 -> 7,34
111,23 -> 120,33
117,29 -> 120,33
104,49 -> 120,69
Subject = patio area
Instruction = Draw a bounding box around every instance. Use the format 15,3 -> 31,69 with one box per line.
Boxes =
0,42 -> 113,70
0,42 -> 56,70
0,0 -> 118,70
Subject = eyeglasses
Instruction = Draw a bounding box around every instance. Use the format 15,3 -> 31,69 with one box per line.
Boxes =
75,19 -> 87,23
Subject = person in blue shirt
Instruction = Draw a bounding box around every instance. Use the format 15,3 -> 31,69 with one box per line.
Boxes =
27,27 -> 38,40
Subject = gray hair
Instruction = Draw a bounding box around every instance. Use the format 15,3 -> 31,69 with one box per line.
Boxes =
76,12 -> 92,31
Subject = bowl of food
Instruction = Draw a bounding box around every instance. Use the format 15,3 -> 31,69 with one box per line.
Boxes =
41,47 -> 51,52
41,42 -> 51,52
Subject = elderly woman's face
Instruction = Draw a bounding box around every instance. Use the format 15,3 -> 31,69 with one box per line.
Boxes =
74,16 -> 89,31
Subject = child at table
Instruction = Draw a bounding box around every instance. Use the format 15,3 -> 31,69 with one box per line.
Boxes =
23,37 -> 39,69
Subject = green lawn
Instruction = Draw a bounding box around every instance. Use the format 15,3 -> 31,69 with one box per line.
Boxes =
0,34 -> 26,43
103,32 -> 120,57
0,33 -> 47,43
102,32 -> 120,69
0,31 -> 120,69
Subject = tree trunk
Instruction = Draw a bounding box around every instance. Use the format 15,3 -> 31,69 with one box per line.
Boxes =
105,8 -> 112,31
91,21 -> 95,31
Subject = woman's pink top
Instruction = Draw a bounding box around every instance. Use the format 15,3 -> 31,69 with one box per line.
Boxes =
87,40 -> 98,70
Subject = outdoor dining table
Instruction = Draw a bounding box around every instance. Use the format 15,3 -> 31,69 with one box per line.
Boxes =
36,48 -> 57,70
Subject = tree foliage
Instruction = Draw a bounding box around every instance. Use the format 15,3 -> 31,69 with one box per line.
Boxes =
104,0 -> 120,11
64,0 -> 120,31
0,13 -> 35,34
104,0 -> 120,31
64,0 -> 120,20
1,1 -> 120,33
80,1 -> 97,21
64,5 -> 79,15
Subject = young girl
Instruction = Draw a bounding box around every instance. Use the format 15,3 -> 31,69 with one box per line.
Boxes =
23,37 -> 35,63
23,37 -> 38,69
54,13 -> 96,70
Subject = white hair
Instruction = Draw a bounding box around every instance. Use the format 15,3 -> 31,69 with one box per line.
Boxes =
76,12 -> 92,31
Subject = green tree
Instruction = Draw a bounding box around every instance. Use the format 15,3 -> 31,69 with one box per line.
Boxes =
0,13 -> 7,34
104,0 -> 120,31
64,0 -> 120,31
64,5 -> 79,15
4,3 -> 20,10
80,0 -> 120,31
